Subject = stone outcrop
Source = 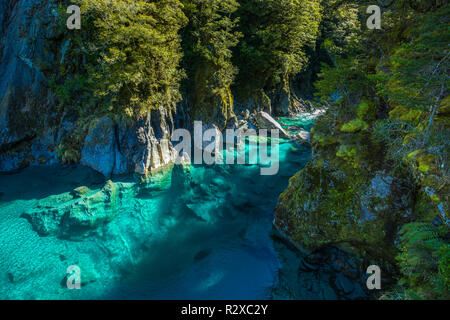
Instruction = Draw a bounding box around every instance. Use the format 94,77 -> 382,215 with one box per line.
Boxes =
81,117 -> 117,178
295,129 -> 311,144
80,109 -> 178,178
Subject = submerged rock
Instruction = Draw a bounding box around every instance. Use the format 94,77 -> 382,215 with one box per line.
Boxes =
23,181 -> 122,238
71,186 -> 92,198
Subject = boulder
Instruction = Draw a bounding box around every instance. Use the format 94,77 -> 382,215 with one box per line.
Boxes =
254,111 -> 290,139
273,87 -> 291,116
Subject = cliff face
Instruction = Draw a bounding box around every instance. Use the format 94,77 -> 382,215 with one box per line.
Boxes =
0,0 -> 178,177
274,107 -> 412,271
0,0 -> 58,171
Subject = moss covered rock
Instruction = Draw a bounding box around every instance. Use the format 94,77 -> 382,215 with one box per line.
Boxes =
274,108 -> 416,273
22,180 -> 124,238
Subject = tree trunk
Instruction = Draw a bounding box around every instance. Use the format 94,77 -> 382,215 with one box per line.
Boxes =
423,104 -> 438,145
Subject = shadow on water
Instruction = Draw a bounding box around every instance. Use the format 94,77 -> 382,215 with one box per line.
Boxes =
0,165 -> 106,203
97,138 -> 309,299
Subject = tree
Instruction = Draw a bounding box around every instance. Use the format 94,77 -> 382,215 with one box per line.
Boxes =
181,0 -> 241,124
234,0 -> 322,97
378,5 -> 449,143
58,0 -> 187,118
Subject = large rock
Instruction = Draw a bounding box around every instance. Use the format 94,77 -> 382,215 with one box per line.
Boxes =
81,116 -> 117,178
254,111 -> 290,139
80,108 -> 179,177
274,114 -> 414,271
272,86 -> 291,116
295,129 -> 311,145
133,107 -> 178,175
0,1 -> 179,177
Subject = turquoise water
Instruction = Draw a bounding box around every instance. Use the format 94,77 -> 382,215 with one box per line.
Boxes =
0,114 -> 366,300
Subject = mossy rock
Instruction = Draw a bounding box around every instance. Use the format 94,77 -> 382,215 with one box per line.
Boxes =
336,144 -> 357,159
403,133 -> 418,146
417,154 -> 436,173
312,132 -> 340,147
340,118 -> 369,133
407,149 -> 425,161
274,159 -> 411,270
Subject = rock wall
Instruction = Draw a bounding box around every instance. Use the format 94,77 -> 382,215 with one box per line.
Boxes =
0,0 -> 179,177
273,100 -> 448,283
273,104 -> 416,274
0,0 -> 60,171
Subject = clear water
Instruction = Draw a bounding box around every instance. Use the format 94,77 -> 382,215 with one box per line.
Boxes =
0,114 -> 366,300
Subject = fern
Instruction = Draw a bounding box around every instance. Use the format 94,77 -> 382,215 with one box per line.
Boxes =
397,222 -> 450,299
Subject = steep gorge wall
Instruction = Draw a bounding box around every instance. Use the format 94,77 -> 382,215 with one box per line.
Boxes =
273,100 -> 449,297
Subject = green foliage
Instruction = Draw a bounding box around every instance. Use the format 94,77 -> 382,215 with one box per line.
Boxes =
310,1 -> 449,300
56,0 -> 187,118
182,0 -> 241,88
397,222 -> 450,299
181,0 -> 241,121
377,5 -> 450,113
234,0 -> 322,93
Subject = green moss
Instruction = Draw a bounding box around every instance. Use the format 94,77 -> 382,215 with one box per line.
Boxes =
407,149 -> 425,161
336,144 -> 357,158
403,133 -> 417,145
312,132 -> 340,147
417,154 -> 436,173
438,95 -> 450,114
430,194 -> 441,203
340,118 -> 369,133
418,163 -> 430,173
389,105 -> 424,124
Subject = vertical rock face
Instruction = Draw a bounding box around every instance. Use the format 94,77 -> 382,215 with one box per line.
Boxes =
273,108 -> 416,274
0,0 -> 179,177
130,107 -> 178,176
81,116 -> 117,178
0,0 -> 59,171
